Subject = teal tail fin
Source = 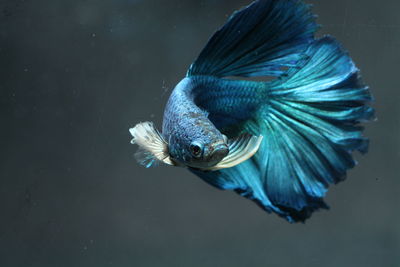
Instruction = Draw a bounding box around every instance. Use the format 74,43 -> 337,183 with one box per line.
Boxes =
186,0 -> 373,222
257,37 -> 373,221
192,37 -> 374,222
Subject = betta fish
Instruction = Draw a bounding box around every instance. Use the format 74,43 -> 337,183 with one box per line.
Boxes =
129,0 -> 374,222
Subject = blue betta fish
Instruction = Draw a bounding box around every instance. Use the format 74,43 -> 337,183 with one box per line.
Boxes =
130,0 -> 374,222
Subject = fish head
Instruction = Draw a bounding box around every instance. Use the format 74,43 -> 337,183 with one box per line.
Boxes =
167,125 -> 229,169
182,137 -> 229,169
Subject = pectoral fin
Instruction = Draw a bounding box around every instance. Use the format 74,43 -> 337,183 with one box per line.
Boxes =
129,122 -> 175,167
204,134 -> 263,171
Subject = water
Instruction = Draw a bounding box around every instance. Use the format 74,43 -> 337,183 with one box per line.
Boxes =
0,0 -> 398,266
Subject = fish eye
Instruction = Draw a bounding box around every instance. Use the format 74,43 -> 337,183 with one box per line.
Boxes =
190,142 -> 203,158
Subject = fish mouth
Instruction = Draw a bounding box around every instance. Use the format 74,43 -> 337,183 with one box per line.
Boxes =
209,143 -> 229,163
186,143 -> 229,169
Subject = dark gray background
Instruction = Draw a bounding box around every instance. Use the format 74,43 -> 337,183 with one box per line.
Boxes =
0,0 -> 398,266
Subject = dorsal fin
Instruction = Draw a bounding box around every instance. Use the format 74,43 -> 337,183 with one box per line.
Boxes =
187,0 -> 317,78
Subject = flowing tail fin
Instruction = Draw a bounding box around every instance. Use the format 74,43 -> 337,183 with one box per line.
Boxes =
185,0 -> 373,222
190,35 -> 374,221
256,37 -> 373,221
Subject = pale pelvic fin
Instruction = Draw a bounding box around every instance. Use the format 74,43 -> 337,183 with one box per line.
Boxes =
204,134 -> 263,171
129,122 -> 175,166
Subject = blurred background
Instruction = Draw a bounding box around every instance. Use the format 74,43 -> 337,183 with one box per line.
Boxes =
0,0 -> 399,266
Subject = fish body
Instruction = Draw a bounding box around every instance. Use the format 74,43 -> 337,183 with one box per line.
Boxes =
162,77 -> 228,169
130,0 -> 374,222
162,76 -> 263,169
